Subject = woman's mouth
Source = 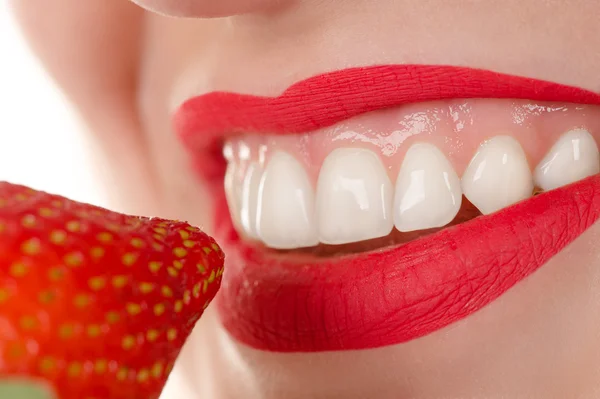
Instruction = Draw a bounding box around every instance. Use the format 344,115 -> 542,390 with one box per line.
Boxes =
174,64 -> 600,352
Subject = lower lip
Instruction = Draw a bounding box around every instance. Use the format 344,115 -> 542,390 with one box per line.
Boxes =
216,174 -> 600,352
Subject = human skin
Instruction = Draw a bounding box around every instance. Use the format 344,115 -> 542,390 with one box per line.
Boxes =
9,0 -> 600,397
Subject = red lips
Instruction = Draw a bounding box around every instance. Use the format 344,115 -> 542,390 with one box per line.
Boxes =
174,65 -> 600,352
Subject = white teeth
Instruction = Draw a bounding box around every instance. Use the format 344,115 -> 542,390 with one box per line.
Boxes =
224,161 -> 243,231
534,129 -> 600,191
394,143 -> 462,232
461,136 -> 533,215
316,148 -> 393,245
230,130 -> 600,249
256,151 -> 318,249
240,162 -> 262,239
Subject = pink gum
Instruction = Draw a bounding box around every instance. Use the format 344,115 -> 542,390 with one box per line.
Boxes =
226,99 -> 600,183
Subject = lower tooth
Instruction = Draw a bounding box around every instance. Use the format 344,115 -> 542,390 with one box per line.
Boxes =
394,143 -> 462,232
316,148 -> 393,245
256,151 -> 318,249
534,129 -> 600,191
461,136 -> 533,215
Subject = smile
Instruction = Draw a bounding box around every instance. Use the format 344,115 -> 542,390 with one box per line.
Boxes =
174,64 -> 600,352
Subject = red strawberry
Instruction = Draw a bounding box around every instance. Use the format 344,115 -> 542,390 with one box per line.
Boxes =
0,182 -> 224,399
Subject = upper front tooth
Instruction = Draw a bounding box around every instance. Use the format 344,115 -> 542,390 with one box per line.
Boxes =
461,136 -> 533,215
534,128 -> 599,191
224,161 -> 243,232
316,148 -> 393,245
394,143 -> 462,232
256,151 -> 318,249
240,162 -> 263,239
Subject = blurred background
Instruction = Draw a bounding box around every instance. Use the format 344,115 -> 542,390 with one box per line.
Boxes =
0,3 -> 192,398
0,2 -> 105,205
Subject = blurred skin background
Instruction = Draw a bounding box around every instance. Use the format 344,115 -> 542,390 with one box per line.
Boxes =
0,3 -> 100,204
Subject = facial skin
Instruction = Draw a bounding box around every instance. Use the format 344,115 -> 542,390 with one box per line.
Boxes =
10,0 -> 600,397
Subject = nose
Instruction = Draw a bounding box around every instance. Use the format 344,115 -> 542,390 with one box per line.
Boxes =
130,0 -> 292,17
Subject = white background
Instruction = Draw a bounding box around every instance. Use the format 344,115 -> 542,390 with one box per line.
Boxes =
0,2 -> 104,205
0,3 -> 192,398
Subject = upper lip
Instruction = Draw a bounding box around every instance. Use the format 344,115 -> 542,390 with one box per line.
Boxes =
175,64 -> 600,143
174,64 -> 600,352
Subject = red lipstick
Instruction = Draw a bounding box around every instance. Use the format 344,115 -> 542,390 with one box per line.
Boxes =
176,65 -> 600,139
174,65 -> 600,352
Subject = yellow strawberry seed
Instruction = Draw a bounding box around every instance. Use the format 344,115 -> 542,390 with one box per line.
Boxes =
174,300 -> 183,313
87,324 -> 102,337
38,290 -> 55,304
90,247 -> 105,259
208,270 -> 216,283
112,275 -> 128,288
97,232 -> 113,243
153,227 -> 167,235
38,207 -> 57,218
130,237 -> 145,248
0,289 -> 9,303
139,282 -> 155,294
20,316 -> 36,330
126,303 -> 142,315
151,242 -> 164,251
7,343 -> 26,359
151,362 -> 164,378
173,247 -> 187,258
38,357 -> 56,373
167,328 -> 178,341
122,335 -> 136,350
153,303 -> 166,316
21,238 -> 41,255
74,294 -> 91,308
183,290 -> 191,304
48,267 -> 64,281
66,220 -> 82,232
21,214 -> 36,228
146,329 -> 159,342
68,362 -> 83,377
117,367 -> 129,381
167,267 -> 178,277
10,262 -> 27,277
49,230 -> 67,245
64,251 -> 84,267
149,261 -> 162,273
88,276 -> 107,291
95,359 -> 108,374
161,286 -> 173,297
59,324 -> 75,339
105,311 -> 120,324
122,252 -> 138,266
137,369 -> 150,382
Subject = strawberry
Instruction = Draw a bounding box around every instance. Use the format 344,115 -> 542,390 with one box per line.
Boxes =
0,182 -> 224,399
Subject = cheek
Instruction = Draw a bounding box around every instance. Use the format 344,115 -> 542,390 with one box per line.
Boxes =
130,0 -> 290,17
136,16 -> 216,230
